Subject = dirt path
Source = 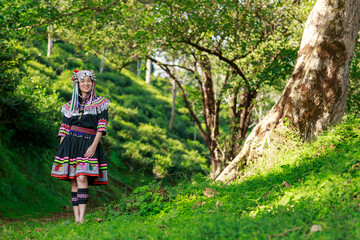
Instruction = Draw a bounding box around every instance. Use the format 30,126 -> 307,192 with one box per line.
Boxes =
0,210 -> 74,226
0,206 -> 104,227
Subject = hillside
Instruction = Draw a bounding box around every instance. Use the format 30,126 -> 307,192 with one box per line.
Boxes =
0,40 -> 209,219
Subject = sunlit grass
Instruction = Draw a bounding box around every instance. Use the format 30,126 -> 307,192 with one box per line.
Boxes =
2,118 -> 359,239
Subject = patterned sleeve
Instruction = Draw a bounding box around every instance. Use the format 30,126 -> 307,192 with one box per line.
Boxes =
97,108 -> 109,135
58,114 -> 71,138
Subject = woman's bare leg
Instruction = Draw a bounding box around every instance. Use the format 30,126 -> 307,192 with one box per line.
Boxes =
71,179 -> 80,222
77,175 -> 89,222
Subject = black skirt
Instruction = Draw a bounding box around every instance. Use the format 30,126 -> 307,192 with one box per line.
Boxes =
51,126 -> 108,185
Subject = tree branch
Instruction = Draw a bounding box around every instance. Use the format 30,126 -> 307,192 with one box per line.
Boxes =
14,0 -> 126,30
161,63 -> 195,74
183,39 -> 250,88
230,32 -> 265,61
191,54 -> 207,118
148,56 -> 208,142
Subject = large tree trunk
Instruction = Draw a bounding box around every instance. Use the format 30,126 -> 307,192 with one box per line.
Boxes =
217,0 -> 360,182
199,54 -> 221,179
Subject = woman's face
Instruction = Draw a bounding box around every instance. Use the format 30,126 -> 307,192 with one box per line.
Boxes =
79,75 -> 93,94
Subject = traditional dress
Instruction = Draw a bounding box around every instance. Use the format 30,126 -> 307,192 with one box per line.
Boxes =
51,70 -> 110,185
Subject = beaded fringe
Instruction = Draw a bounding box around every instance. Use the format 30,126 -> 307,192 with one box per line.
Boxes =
62,97 -> 110,118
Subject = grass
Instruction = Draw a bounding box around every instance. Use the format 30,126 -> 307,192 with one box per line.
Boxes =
1,117 -> 359,239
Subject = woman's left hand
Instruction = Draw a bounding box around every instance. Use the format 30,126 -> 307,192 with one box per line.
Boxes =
84,144 -> 97,158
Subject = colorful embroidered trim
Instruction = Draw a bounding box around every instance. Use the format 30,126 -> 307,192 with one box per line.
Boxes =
53,173 -> 100,178
51,171 -> 108,185
77,188 -> 89,204
97,118 -> 108,133
58,123 -> 71,137
77,194 -> 89,199
70,126 -> 96,135
54,159 -> 100,165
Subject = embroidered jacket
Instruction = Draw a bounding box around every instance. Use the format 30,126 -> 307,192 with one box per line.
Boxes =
58,96 -> 110,137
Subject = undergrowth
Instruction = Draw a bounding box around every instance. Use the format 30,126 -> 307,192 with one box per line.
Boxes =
2,117 -> 359,239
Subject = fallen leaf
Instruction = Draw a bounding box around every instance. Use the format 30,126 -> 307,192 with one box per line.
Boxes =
29,218 -> 39,222
157,189 -> 169,200
282,181 -> 292,188
158,225 -> 166,228
192,201 -> 206,208
203,188 -> 216,198
61,205 -> 70,210
95,218 -> 103,223
262,191 -> 271,198
351,162 -> 360,170
310,225 -> 322,233
269,227 -> 301,238
216,200 -> 223,208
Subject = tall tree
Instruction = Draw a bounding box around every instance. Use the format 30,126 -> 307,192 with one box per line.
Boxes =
217,0 -> 360,182
16,0 -> 308,178
118,0 -> 303,178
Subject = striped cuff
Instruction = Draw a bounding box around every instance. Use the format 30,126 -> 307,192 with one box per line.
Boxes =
97,119 -> 108,135
58,123 -> 71,137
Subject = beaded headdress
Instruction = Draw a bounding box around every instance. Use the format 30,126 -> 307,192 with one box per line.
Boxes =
70,70 -> 97,115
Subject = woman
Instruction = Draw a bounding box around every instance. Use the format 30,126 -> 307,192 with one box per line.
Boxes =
51,70 -> 110,223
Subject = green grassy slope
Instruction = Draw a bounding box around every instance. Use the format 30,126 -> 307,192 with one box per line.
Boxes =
0,40 -> 208,219
2,117 -> 359,239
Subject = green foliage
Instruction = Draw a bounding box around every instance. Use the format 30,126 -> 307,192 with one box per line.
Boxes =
0,125 -> 69,219
3,118 -> 359,239
119,123 -> 208,178
45,0 -> 315,163
117,181 -> 169,216
0,37 -> 209,218
346,44 -> 360,116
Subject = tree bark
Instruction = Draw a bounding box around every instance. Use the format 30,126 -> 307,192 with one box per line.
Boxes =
47,25 -> 54,57
198,54 -> 222,179
100,48 -> 107,74
217,0 -> 360,182
169,79 -> 176,129
227,87 -> 257,163
137,60 -> 142,76
146,59 -> 151,84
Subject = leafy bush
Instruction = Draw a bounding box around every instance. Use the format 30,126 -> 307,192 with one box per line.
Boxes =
119,181 -> 169,215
